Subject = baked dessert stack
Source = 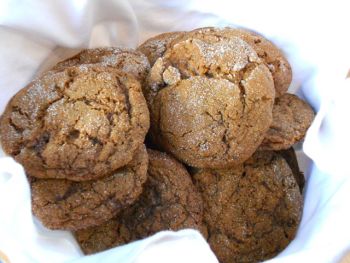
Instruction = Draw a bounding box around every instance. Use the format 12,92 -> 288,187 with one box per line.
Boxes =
0,48 -> 151,230
0,27 -> 315,263
138,27 -> 314,263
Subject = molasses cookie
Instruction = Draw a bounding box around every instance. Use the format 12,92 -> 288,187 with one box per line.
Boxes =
188,27 -> 292,97
146,32 -> 275,168
137,31 -> 186,65
75,149 -> 205,254
0,65 -> 149,180
31,145 -> 148,230
193,151 -> 302,263
53,47 -> 150,83
260,93 -> 314,151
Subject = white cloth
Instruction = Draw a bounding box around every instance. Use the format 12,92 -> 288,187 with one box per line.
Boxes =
0,0 -> 350,262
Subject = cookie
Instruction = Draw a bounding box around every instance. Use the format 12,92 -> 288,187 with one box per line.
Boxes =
188,27 -> 292,97
260,93 -> 314,151
0,65 -> 149,180
278,147 -> 305,192
146,32 -> 275,168
193,151 -> 302,263
75,149 -> 206,254
137,31 -> 186,65
31,145 -> 148,230
53,47 -> 150,83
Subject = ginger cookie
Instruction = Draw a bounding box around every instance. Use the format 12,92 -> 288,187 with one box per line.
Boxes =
0,65 -> 149,180
193,151 -> 302,263
75,149 -> 206,254
53,47 -> 150,83
146,32 -> 275,168
260,93 -> 314,151
31,145 -> 148,230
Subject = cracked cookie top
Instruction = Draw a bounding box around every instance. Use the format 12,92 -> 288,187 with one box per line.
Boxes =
0,65 -> 150,180
75,149 -> 206,254
53,47 -> 150,83
31,145 -> 148,230
187,27 -> 292,97
137,31 -> 186,66
260,93 -> 314,151
193,151 -> 302,263
146,33 -> 275,168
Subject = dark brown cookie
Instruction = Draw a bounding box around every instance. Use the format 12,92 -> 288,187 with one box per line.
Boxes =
278,147 -> 305,192
53,47 -> 150,83
189,27 -> 292,97
75,149 -> 206,254
193,151 -> 302,263
0,65 -> 149,181
260,93 -> 314,151
31,145 -> 148,231
137,31 -> 186,65
146,31 -> 275,169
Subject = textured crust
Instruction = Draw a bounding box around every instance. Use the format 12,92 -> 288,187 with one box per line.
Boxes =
278,147 -> 305,193
75,149 -> 206,254
31,145 -> 148,230
53,47 -> 150,83
193,151 -> 302,263
189,27 -> 292,97
260,93 -> 315,151
146,31 -> 275,168
137,31 -> 186,66
0,65 -> 150,180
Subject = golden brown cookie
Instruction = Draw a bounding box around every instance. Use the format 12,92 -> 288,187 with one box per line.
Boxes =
188,27 -> 292,97
146,32 -> 275,169
0,65 -> 149,181
52,47 -> 150,83
260,93 -> 314,151
31,145 -> 148,231
75,149 -> 206,254
193,151 -> 302,263
137,31 -> 186,65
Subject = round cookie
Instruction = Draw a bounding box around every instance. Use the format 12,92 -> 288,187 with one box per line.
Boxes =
260,93 -> 314,151
31,145 -> 148,230
53,47 -> 150,83
137,31 -> 186,65
0,65 -> 149,181
75,149 -> 206,254
146,32 -> 275,168
193,151 -> 302,263
188,27 -> 292,97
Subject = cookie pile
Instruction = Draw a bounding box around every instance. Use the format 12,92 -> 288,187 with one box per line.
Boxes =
0,27 -> 315,263
0,48 -> 152,230
139,27 -> 314,263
